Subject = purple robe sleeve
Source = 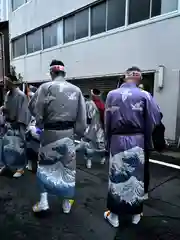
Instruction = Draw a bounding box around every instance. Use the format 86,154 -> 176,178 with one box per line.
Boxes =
144,92 -> 161,149
105,92 -> 112,151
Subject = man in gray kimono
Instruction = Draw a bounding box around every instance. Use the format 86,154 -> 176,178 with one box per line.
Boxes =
76,90 -> 105,169
26,86 -> 40,172
29,60 -> 86,214
0,74 -> 30,177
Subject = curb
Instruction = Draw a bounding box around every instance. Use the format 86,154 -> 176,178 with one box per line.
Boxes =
150,151 -> 180,166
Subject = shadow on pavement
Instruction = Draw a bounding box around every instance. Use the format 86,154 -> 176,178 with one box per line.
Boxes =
114,216 -> 180,239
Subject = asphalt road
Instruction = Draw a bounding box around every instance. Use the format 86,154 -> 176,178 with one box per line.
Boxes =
0,152 -> 180,240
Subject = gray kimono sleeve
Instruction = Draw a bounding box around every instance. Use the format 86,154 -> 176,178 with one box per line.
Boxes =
17,94 -> 31,126
74,91 -> 87,137
33,85 -> 46,128
28,89 -> 39,117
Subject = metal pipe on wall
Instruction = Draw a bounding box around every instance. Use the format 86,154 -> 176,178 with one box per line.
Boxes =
0,32 -> 5,102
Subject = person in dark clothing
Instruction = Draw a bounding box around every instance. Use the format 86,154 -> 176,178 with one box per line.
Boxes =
144,112 -> 166,199
152,112 -> 166,152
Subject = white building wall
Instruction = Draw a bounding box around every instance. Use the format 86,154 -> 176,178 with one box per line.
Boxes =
9,0 -> 180,141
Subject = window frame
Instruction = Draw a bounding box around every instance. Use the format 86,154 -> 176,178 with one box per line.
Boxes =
127,0 -> 179,26
74,9 -> 89,40
43,23 -> 58,50
11,0 -> 29,12
90,1 -> 107,36
128,0 -> 151,25
150,0 -> 178,18
63,15 -> 76,44
106,0 -> 126,31
12,36 -> 26,58
26,29 -> 42,54
11,0 -> 180,59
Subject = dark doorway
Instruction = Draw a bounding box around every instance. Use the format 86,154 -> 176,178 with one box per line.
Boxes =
117,72 -> 155,95
142,72 -> 155,95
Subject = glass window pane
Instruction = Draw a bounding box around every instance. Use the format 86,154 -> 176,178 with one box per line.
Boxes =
12,37 -> 25,58
151,0 -> 178,17
12,0 -> 25,11
151,0 -> 161,17
43,23 -> 58,49
107,0 -> 126,30
91,2 -> 106,36
75,9 -> 89,40
128,0 -> 151,25
27,30 -> 41,54
57,21 -> 63,45
64,16 -> 75,43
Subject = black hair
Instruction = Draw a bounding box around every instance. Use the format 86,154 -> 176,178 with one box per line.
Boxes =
50,59 -> 64,67
92,88 -> 101,95
160,112 -> 163,119
6,74 -> 18,83
50,59 -> 65,77
126,66 -> 141,72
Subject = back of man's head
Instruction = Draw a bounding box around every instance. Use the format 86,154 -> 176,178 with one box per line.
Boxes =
126,66 -> 141,73
50,59 -> 64,68
50,59 -> 65,78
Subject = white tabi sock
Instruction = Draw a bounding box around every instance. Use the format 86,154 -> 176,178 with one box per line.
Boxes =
104,211 -> 119,228
110,213 -> 118,222
27,161 -> 32,170
100,157 -> 106,164
33,192 -> 49,212
40,192 -> 48,204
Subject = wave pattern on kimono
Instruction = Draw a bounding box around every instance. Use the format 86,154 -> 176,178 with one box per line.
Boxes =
29,76 -> 86,197
77,100 -> 105,160
2,124 -> 26,170
105,82 -> 161,215
2,88 -> 30,170
37,137 -> 76,197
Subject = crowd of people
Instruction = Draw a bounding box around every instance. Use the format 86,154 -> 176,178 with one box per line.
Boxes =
0,60 -> 166,228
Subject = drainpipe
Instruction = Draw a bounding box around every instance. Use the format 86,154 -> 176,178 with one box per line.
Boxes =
0,32 -> 5,103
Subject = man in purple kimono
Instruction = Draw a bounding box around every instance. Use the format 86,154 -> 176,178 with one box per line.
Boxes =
104,67 -> 161,228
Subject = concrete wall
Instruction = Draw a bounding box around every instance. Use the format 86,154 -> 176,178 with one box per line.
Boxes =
9,0 -> 180,141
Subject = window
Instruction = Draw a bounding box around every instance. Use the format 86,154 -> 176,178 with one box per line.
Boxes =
91,1 -> 106,36
107,0 -> 126,30
64,15 -> 75,43
27,30 -> 41,54
12,0 -> 27,11
128,0 -> 151,24
43,21 -> 63,49
75,9 -> 89,40
12,37 -> 25,58
151,0 -> 178,17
